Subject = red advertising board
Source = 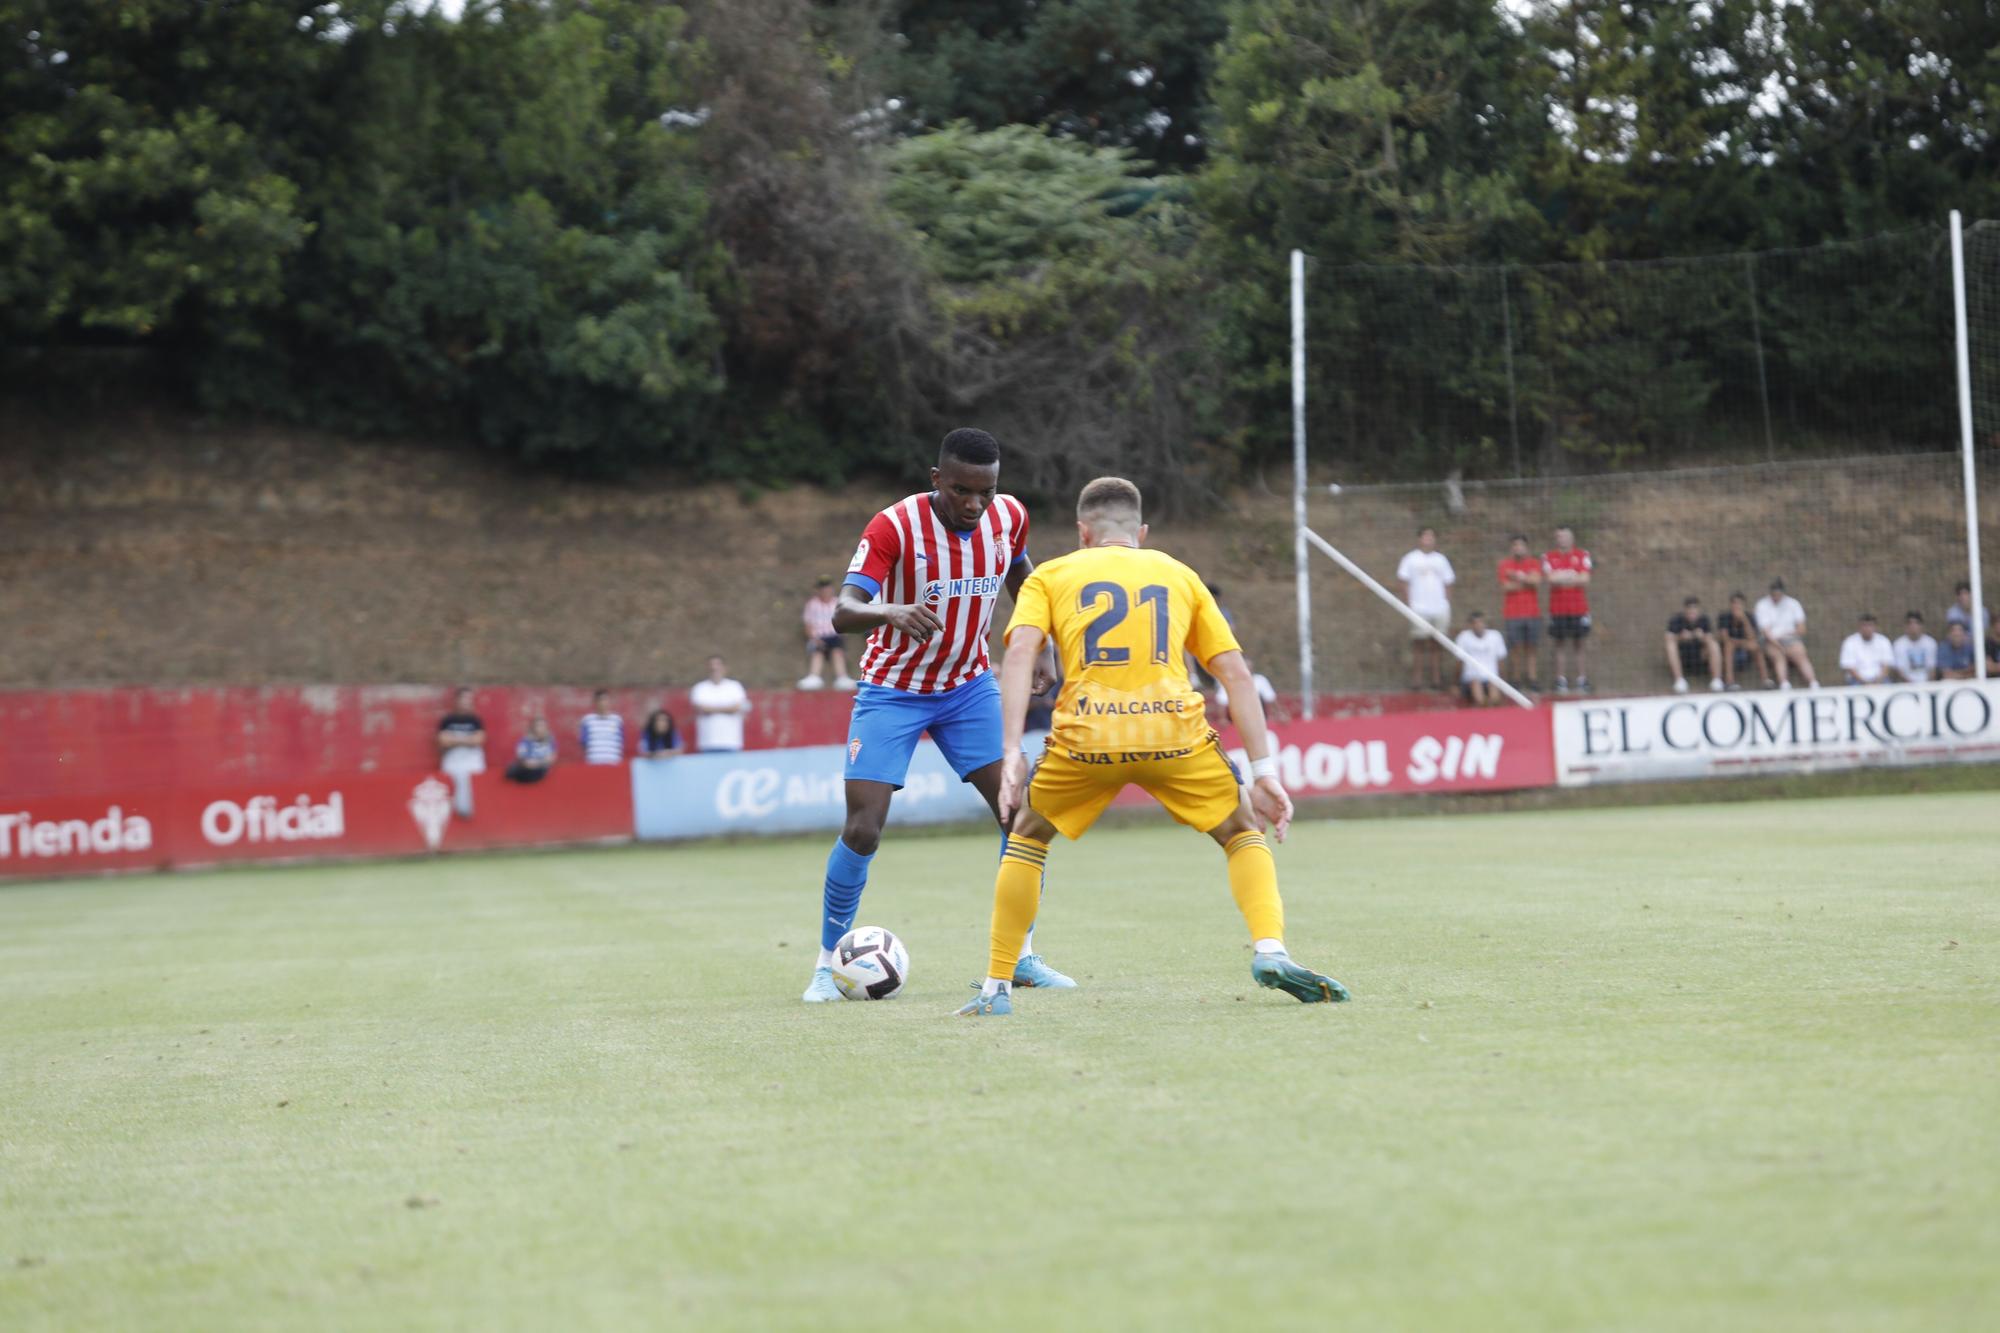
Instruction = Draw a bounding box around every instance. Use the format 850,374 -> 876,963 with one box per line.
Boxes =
1198,706 -> 1555,799
0,765 -> 634,880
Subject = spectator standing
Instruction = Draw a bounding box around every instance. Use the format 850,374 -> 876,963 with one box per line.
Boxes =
1214,656 -> 1290,727
506,713 -> 557,783
1714,592 -> 1759,691
1454,611 -> 1508,707
1396,527 -> 1456,690
1664,596 -> 1723,694
1839,614 -> 1897,685
579,690 -> 626,764
1945,581 -> 1975,632
1755,578 -> 1819,689
1542,525 -> 1593,694
435,687 -> 486,819
799,578 -> 855,691
1187,583 -> 1236,689
1893,613 -> 1938,683
690,656 -> 752,753
638,708 -> 683,758
1937,621 -> 1977,679
1987,609 -> 2000,675
1495,534 -> 1543,690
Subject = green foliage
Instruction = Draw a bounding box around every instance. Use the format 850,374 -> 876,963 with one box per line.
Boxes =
874,0 -> 1230,167
883,124 -> 1219,506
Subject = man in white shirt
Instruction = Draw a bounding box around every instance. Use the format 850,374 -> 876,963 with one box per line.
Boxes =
1839,613 -> 1898,685
1754,577 -> 1819,689
1454,611 -> 1508,707
1893,611 -> 1938,683
690,655 -> 752,752
1395,527 -> 1456,691
1213,656 -> 1289,728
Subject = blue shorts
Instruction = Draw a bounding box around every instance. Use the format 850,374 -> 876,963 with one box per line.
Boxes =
845,674 -> 1003,788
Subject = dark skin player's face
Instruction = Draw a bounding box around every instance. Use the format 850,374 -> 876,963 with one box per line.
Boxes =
930,459 -> 999,530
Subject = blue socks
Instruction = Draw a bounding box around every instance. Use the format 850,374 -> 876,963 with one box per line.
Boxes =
820,837 -> 873,953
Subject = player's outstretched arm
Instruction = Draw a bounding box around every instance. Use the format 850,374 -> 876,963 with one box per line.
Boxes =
1208,649 -> 1293,843
995,626 -> 1045,824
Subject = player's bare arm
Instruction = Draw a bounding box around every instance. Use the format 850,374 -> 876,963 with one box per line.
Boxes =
994,624 -> 1046,825
1208,648 -> 1293,844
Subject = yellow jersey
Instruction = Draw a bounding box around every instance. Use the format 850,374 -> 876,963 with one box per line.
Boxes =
1007,544 -> 1240,756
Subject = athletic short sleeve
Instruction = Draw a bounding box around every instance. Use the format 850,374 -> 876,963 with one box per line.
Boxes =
844,511 -> 901,599
1009,498 -> 1031,567
1186,576 -> 1242,667
1005,566 -> 1054,644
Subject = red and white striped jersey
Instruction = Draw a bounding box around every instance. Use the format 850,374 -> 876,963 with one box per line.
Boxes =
843,493 -> 1031,694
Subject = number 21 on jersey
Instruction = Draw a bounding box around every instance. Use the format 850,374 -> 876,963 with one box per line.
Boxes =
1080,582 -> 1170,666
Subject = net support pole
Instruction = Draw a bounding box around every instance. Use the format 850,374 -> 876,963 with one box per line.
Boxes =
1951,211 -> 1987,680
1292,249 -> 1315,718
1302,527 -> 1535,710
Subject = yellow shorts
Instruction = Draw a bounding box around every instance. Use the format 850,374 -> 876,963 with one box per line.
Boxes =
1026,734 -> 1245,841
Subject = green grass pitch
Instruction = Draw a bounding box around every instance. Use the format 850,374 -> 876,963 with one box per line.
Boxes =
3,792 -> 1995,1331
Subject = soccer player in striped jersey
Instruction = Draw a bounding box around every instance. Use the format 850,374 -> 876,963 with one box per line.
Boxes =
957,475 -> 1348,1016
802,429 -> 1075,1002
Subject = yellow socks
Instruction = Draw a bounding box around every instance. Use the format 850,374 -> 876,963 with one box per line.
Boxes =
1224,829 -> 1285,944
988,834 -> 1048,981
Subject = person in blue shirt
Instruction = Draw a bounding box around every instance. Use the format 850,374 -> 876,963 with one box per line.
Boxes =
506,714 -> 558,783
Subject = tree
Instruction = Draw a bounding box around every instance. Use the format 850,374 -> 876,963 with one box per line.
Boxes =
871,1 -> 1230,168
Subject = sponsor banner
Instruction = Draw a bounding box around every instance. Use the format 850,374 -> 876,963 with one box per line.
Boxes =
1207,707 -> 1556,800
630,739 -> 1049,841
1552,680 -> 2000,787
0,766 -> 635,879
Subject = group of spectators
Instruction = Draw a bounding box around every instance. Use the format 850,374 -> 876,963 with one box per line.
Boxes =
1664,580 -> 1998,694
1400,525 -> 1597,704
1400,528 -> 1995,705
431,660 -> 754,817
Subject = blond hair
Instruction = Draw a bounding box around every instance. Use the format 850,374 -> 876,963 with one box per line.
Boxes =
1076,476 -> 1143,524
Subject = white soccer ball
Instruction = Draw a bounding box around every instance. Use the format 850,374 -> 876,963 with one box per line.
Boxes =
832,926 -> 910,1000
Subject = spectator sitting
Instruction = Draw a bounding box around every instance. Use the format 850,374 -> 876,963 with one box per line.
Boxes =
1454,611 -> 1508,707
799,577 -> 855,691
1937,621 -> 1978,680
1714,592 -> 1758,692
1664,595 -> 1723,694
579,690 -> 626,765
1214,656 -> 1290,727
506,713 -> 557,783
1945,581 -> 1975,632
1893,612 -> 1937,683
436,687 -> 486,819
1755,578 -> 1819,689
1397,527 -> 1456,691
1838,613 -> 1897,686
1496,534 -> 1542,691
638,707 -> 684,758
690,655 -> 752,753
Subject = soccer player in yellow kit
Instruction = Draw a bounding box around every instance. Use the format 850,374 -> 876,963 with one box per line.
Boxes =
958,476 -> 1349,1016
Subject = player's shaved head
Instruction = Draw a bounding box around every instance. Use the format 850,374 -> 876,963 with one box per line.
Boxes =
1077,476 -> 1142,524
939,428 -> 1000,467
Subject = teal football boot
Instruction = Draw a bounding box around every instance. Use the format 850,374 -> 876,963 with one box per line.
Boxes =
1251,952 -> 1350,1003
1011,954 -> 1077,989
801,967 -> 844,1003
956,988 -> 1013,1017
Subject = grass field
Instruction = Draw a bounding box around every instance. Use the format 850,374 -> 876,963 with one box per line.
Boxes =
3,793 -> 1996,1331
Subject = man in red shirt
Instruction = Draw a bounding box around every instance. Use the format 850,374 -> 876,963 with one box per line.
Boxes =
1495,534 -> 1543,691
1543,525 -> 1594,694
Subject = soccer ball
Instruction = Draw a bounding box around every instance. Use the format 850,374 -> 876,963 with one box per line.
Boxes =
832,926 -> 909,1000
